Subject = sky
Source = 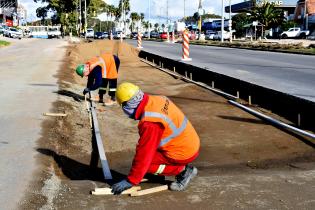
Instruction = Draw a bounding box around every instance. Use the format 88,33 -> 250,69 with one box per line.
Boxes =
20,0 -> 241,22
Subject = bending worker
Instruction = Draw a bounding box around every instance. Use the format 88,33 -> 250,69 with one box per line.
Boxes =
75,53 -> 120,106
111,82 -> 200,195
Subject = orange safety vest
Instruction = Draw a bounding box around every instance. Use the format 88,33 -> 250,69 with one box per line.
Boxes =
139,95 -> 200,160
86,53 -> 118,79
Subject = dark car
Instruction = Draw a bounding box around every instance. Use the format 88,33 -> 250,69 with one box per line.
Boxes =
130,32 -> 138,39
94,32 -> 105,39
150,31 -> 159,38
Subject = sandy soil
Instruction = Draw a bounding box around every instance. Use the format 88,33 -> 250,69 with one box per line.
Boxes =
20,40 -> 315,210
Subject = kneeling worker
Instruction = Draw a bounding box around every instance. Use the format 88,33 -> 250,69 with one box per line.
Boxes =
111,82 -> 200,195
75,53 -> 120,106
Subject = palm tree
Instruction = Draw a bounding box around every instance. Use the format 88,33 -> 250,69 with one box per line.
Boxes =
154,23 -> 159,31
249,1 -> 284,29
130,12 -> 139,32
140,13 -> 145,22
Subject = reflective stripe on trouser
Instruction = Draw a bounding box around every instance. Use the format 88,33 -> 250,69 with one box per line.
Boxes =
154,164 -> 166,175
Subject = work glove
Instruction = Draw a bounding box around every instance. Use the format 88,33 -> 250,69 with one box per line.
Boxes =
83,88 -> 90,95
111,179 -> 133,195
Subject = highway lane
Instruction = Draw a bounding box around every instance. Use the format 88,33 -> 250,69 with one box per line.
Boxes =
126,40 -> 315,102
0,38 -> 67,209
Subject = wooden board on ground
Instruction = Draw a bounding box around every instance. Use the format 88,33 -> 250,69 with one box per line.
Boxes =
92,186 -> 141,195
43,113 -> 67,117
130,185 -> 168,197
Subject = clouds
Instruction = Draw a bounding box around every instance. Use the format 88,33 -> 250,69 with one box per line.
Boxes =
20,0 -> 241,22
19,0 -> 48,21
106,0 -> 240,20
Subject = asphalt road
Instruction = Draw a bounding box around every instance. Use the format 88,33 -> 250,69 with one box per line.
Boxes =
126,40 -> 315,102
0,38 -> 67,209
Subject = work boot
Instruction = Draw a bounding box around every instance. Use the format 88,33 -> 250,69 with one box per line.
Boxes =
169,165 -> 197,191
98,95 -> 104,103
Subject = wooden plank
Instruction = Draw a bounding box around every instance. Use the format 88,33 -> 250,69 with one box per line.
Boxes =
92,186 -> 141,195
43,113 -> 67,117
130,185 -> 168,197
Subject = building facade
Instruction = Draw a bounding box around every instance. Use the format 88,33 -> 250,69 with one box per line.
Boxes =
0,0 -> 18,26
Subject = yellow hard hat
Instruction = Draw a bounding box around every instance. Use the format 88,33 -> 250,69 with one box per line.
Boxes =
116,82 -> 140,105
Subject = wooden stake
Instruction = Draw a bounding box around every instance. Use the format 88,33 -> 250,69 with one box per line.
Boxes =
185,71 -> 188,78
190,72 -> 193,80
237,91 -> 240,98
130,185 -> 168,197
173,67 -> 176,72
298,113 -> 301,127
212,81 -> 214,88
92,186 -> 141,195
43,113 -> 67,117
248,95 -> 252,105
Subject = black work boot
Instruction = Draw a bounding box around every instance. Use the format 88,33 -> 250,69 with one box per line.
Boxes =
169,165 -> 198,191
99,95 -> 104,103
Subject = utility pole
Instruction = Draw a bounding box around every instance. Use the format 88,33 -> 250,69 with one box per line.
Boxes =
221,0 -> 224,42
184,0 -> 186,19
198,0 -> 202,38
229,0 -> 232,42
148,0 -> 151,39
167,0 -> 169,42
304,0 -> 308,30
79,0 -> 82,34
84,0 -> 87,39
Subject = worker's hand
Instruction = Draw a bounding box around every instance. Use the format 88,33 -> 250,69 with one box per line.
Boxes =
111,179 -> 132,195
83,88 -> 90,95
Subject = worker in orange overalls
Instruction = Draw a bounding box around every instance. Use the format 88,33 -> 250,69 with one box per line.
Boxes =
111,82 -> 200,195
75,53 -> 120,106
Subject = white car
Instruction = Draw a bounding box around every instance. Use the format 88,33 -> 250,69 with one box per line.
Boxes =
4,27 -> 22,39
281,27 -> 310,39
213,31 -> 230,41
205,31 -> 217,40
86,28 -> 94,38
114,31 -> 126,39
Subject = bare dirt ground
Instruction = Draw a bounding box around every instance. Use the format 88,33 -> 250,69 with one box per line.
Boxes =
20,40 -> 315,210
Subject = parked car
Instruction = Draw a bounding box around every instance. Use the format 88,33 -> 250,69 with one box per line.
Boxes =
143,32 -> 149,38
47,27 -> 61,39
86,28 -> 94,38
213,31 -> 230,41
103,32 -> 109,39
4,27 -> 22,39
280,27 -> 310,39
130,32 -> 138,39
150,31 -> 159,38
205,30 -> 217,40
94,32 -> 105,39
113,31 -> 126,39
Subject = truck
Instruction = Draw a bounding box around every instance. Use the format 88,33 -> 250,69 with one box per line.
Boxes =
280,27 -> 310,39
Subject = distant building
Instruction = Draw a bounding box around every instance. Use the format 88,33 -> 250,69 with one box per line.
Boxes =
226,0 -> 297,20
294,0 -> 315,29
17,3 -> 27,25
0,0 -> 18,26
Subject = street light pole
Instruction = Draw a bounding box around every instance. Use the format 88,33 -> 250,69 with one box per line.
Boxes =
148,0 -> 151,39
84,0 -> 87,39
229,0 -> 232,42
221,0 -> 224,42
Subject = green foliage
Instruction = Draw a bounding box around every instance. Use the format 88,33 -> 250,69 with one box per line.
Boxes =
33,0 -> 107,35
232,12 -> 251,37
0,40 -> 10,47
249,1 -> 285,29
281,20 -> 296,31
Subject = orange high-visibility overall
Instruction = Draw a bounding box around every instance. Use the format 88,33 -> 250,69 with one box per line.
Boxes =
86,53 -> 118,79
